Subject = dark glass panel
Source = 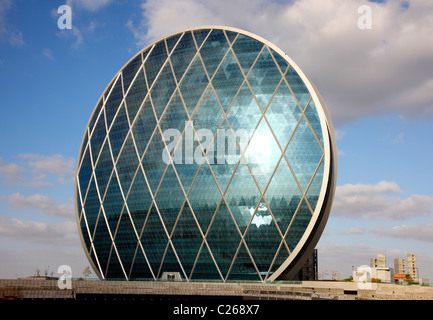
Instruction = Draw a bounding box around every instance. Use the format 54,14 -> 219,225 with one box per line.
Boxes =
140,204 -> 169,277
94,139 -> 113,196
150,62 -> 177,120
165,33 -> 182,54
125,67 -> 147,124
206,199 -> 241,279
108,102 -> 130,161
154,163 -> 185,235
122,54 -> 142,93
129,246 -> 154,280
171,206 -> 203,277
89,108 -> 106,165
101,174 -> 124,235
190,242 -> 222,280
78,146 -> 93,196
170,31 -> 197,83
159,242 -> 184,278
193,29 -> 210,49
285,199 -> 312,251
145,40 -> 168,88
232,34 -> 263,75
227,241 -> 261,281
132,97 -> 156,158
105,246 -> 125,279
105,75 -> 124,130
83,176 -> 101,240
126,168 -> 153,234
116,133 -> 139,194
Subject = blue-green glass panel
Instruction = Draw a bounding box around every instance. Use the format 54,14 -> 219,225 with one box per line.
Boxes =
87,100 -> 103,136
244,118 -> 281,193
212,49 -> 244,112
206,199 -> 241,278
122,54 -> 142,93
179,55 -> 208,116
108,103 -> 130,161
187,161 -> 222,233
159,90 -> 188,134
78,131 -> 88,165
94,139 -> 113,196
80,215 -> 92,252
286,66 -> 311,110
159,242 -> 184,278
285,115 -> 323,192
200,29 -> 230,78
129,247 -> 154,280
269,244 -> 290,275
126,169 -> 152,234
165,33 -> 182,54
270,48 -> 289,74
193,29 -> 210,49
125,67 -> 147,124
305,158 -> 324,211
113,211 -> 138,278
154,164 -> 185,234
92,216 -> 112,278
145,41 -> 168,88
105,75 -> 123,129
304,98 -> 324,148
225,30 -> 237,44
286,199 -> 312,251
170,31 -> 197,83
224,161 -> 261,235
265,81 -> 301,148
116,133 -> 139,194
141,129 -> 169,195
209,119 -> 239,193
243,200 -> 282,277
102,175 -> 124,235
191,85 -> 224,134
248,47 -> 282,110
171,206 -> 203,277
264,157 -> 302,234
89,108 -> 106,164
226,82 -> 262,150
150,62 -> 176,120
227,241 -> 261,281
191,242 -> 222,280
78,146 -> 92,195
105,246 -> 124,279
232,34 -> 263,75
140,204 -> 168,276
83,176 -> 100,239
132,97 -> 156,157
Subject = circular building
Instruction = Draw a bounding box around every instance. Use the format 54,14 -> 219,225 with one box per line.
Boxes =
75,26 -> 337,281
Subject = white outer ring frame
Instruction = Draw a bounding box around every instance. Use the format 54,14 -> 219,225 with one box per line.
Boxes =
74,25 -> 338,282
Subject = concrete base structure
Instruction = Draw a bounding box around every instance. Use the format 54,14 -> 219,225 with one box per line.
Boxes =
1,279 -> 433,301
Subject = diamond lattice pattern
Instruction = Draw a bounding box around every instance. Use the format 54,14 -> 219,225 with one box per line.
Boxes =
76,28 -> 325,281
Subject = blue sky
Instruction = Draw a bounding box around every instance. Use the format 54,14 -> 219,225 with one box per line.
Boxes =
0,0 -> 432,281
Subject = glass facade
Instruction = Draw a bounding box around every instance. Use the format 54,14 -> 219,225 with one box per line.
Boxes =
75,27 -> 336,281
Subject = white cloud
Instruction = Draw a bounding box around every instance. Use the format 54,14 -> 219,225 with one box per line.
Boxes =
0,216 -> 77,245
129,0 -> 433,124
1,193 -> 74,218
0,0 -> 24,47
332,180 -> 433,220
370,222 -> 433,243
